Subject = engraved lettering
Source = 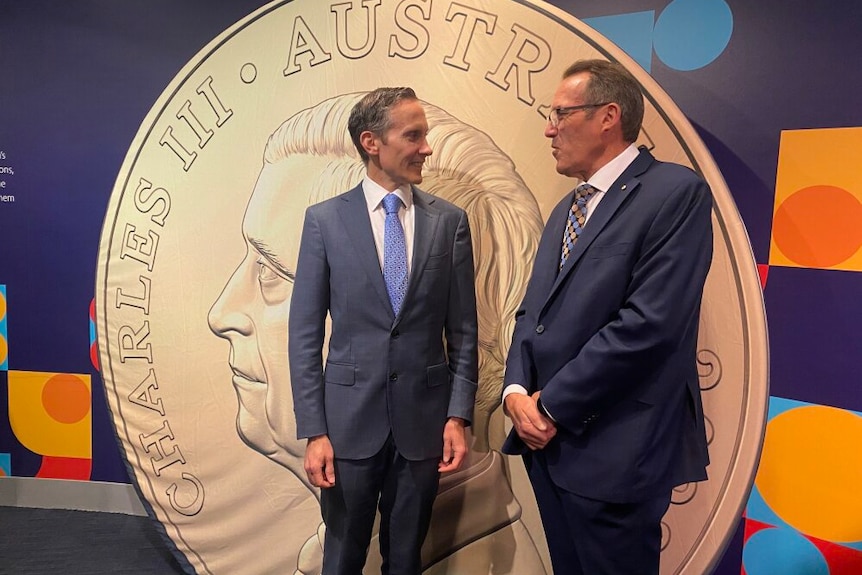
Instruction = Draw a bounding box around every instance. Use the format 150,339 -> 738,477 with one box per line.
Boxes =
331,0 -> 382,59
118,321 -> 153,363
196,76 -> 233,128
444,3 -> 497,72
485,23 -> 551,106
697,349 -> 722,390
284,15 -> 333,75
139,420 -> 186,476
176,100 -> 213,149
389,0 -> 431,59
160,77 -> 232,170
133,178 -> 171,227
159,126 -> 197,171
116,275 -> 152,315
128,369 -> 165,416
167,473 -> 205,516
120,223 -> 159,271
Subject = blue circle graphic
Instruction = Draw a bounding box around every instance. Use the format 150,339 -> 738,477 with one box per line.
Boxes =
654,0 -> 733,71
743,528 -> 829,575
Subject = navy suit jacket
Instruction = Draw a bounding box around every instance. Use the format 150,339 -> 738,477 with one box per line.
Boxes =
289,184 -> 478,461
503,148 -> 712,503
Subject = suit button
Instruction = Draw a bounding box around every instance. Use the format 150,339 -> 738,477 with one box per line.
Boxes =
392,330 -> 400,339
389,372 -> 398,381
535,325 -> 545,334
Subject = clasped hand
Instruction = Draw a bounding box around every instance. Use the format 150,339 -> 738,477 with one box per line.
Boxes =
505,391 -> 557,450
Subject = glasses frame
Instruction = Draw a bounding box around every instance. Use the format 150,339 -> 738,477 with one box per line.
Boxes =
546,102 -> 611,128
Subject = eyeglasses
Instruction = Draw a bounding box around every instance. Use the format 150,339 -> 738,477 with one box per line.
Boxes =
546,103 -> 610,128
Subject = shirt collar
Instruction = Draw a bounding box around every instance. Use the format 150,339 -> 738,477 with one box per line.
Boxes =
362,176 -> 413,212
585,143 -> 639,193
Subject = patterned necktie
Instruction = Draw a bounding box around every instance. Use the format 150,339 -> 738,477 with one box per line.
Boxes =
559,183 -> 597,269
382,193 -> 408,316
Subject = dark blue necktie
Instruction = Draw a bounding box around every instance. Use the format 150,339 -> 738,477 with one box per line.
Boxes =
382,193 -> 408,315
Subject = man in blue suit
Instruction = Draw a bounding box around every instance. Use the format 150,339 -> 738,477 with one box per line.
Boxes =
503,60 -> 712,574
289,87 -> 478,575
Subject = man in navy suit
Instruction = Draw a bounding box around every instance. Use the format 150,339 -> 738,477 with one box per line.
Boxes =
289,87 -> 478,575
503,60 -> 712,574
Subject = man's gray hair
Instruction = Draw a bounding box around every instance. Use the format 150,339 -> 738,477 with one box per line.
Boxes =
563,59 -> 644,143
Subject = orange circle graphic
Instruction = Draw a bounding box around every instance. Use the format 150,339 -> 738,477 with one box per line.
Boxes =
0,336 -> 7,365
773,185 -> 862,268
0,289 -> 6,319
755,405 -> 862,542
42,374 -> 90,424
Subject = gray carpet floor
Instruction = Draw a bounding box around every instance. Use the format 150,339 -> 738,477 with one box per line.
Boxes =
0,506 -> 189,574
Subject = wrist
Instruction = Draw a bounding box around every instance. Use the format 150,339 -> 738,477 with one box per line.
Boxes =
504,391 -> 526,409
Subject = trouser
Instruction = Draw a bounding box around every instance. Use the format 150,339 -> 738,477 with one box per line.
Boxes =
321,435 -> 440,575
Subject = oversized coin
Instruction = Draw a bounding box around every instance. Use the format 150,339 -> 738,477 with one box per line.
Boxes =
96,1 -> 768,573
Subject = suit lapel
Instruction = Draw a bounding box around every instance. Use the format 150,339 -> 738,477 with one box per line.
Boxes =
546,149 -> 655,306
337,184 -> 394,318
399,187 -> 439,324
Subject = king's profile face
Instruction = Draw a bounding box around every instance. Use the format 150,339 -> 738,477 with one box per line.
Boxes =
208,155 -> 331,471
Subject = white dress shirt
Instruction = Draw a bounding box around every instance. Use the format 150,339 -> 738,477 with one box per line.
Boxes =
362,176 -> 415,274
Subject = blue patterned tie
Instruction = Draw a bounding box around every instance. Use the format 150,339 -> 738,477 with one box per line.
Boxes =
382,193 -> 408,316
560,183 -> 597,269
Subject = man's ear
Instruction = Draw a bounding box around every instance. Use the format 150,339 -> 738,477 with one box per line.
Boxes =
600,103 -> 622,134
359,130 -> 378,158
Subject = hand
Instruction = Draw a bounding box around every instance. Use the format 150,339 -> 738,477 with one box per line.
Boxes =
505,391 -> 557,450
304,435 -> 336,488
439,417 -> 468,472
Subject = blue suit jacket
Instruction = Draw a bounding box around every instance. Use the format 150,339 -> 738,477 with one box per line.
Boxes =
289,184 -> 478,461
503,148 -> 712,503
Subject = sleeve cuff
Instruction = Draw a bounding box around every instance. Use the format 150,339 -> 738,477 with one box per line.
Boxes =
536,396 -> 556,422
502,383 -> 529,401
